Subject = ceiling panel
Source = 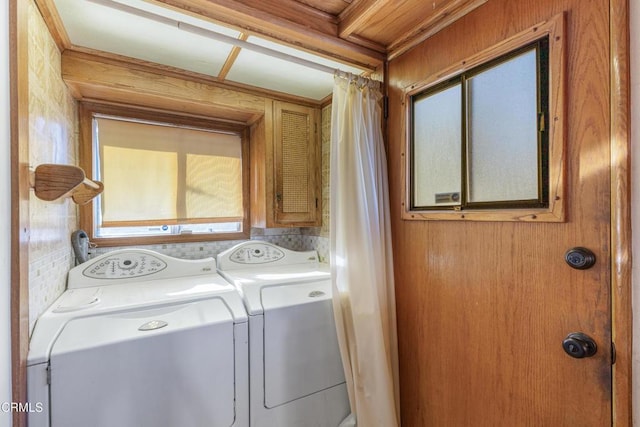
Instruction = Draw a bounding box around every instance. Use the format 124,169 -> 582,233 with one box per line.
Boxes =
54,0 -> 238,77
225,47 -> 335,101
224,36 -> 366,100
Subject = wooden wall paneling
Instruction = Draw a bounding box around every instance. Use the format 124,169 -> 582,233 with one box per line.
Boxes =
10,0 -> 29,425
610,0 -> 632,424
386,0 -> 488,61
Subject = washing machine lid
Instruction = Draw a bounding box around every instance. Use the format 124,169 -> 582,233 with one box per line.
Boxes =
50,298 -> 233,356
29,272 -> 248,365
48,299 -> 237,427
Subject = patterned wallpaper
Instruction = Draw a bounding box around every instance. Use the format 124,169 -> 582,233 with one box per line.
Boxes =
27,0 -> 79,334
320,103 -> 331,238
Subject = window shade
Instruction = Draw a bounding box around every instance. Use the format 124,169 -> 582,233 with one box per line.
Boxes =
96,117 -> 243,226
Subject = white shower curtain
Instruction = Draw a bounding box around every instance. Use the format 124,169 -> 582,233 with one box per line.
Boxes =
330,72 -> 400,427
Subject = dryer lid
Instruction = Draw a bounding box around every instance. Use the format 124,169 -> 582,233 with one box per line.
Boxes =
261,282 -> 345,408
260,280 -> 333,311
229,278 -> 330,315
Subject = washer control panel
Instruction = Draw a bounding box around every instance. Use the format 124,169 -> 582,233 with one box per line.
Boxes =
83,252 -> 167,279
217,241 -> 320,271
228,243 -> 285,264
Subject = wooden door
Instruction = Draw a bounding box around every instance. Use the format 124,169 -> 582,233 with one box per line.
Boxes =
387,0 -> 613,425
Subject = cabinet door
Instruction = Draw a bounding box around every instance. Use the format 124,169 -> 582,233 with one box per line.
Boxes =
273,101 -> 321,226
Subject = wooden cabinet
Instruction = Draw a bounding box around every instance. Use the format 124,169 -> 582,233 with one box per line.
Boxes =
251,100 -> 321,228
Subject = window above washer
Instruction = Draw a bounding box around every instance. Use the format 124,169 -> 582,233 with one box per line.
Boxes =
79,103 -> 250,246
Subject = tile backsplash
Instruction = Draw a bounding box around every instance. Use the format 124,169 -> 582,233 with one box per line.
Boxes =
89,228 -> 329,262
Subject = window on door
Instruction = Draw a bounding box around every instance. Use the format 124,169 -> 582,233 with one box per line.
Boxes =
403,19 -> 565,222
411,39 -> 548,210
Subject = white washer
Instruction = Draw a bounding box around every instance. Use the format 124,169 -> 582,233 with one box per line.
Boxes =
217,242 -> 349,427
27,249 -> 249,427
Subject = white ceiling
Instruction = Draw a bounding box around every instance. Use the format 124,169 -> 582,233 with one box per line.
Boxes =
53,0 -> 367,101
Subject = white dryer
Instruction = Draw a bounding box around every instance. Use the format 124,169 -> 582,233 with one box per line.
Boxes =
216,242 -> 350,427
27,249 -> 249,427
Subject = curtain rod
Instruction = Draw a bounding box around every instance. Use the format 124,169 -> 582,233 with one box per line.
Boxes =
88,0 -> 364,75
335,70 -> 382,88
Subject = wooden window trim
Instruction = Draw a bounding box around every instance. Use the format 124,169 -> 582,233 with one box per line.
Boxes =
401,13 -> 565,222
79,102 -> 251,246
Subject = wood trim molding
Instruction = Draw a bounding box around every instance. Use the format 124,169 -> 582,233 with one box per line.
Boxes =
218,33 -> 249,81
62,50 -> 267,123
61,50 -> 266,112
10,0 -> 30,425
32,0 -> 71,50
610,0 -> 632,425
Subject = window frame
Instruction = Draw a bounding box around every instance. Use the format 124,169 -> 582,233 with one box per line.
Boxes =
79,102 -> 251,246
409,39 -> 549,211
402,14 -> 565,222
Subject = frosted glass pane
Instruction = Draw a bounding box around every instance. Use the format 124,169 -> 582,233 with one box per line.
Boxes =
412,84 -> 462,207
467,49 -> 539,203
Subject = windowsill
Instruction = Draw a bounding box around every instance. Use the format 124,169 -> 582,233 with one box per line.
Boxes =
401,201 -> 564,222
89,230 -> 251,248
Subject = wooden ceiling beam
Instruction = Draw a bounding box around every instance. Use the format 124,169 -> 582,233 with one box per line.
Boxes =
338,0 -> 391,39
150,0 -> 385,69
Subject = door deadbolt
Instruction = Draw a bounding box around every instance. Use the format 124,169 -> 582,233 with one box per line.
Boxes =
564,247 -> 596,270
562,332 -> 597,359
